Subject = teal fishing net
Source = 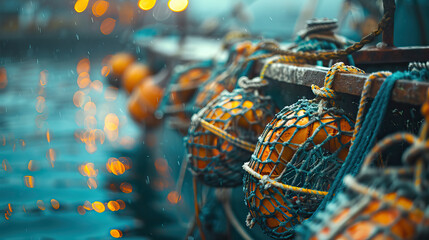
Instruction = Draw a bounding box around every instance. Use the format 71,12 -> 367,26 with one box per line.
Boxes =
185,86 -> 277,188
242,99 -> 354,239
297,136 -> 429,240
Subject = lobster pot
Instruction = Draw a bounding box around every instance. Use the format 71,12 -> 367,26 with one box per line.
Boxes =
243,99 -> 354,239
297,169 -> 429,240
186,88 -> 276,187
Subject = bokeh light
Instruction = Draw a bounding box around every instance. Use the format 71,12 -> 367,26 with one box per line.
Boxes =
168,0 -> 188,12
92,0 -> 109,17
74,0 -> 89,13
138,0 -> 156,11
100,18 -> 116,35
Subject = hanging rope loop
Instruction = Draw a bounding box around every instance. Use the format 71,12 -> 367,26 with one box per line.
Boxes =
311,62 -> 365,100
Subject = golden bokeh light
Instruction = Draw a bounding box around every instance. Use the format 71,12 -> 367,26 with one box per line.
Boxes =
84,101 -> 96,116
110,229 -> 123,238
167,191 -> 181,204
46,148 -> 56,168
105,113 -> 119,131
100,18 -> 116,35
90,80 -> 103,92
119,182 -> 132,193
40,70 -> 48,86
168,0 -> 188,12
73,91 -> 85,108
107,201 -> 120,211
83,200 -> 93,210
77,72 -> 91,88
87,178 -> 98,189
37,200 -> 46,211
107,158 -> 126,175
24,176 -> 34,188
2,159 -> 10,171
116,199 -> 126,209
74,0 -> 89,13
138,0 -> 156,11
92,0 -> 109,17
118,157 -> 132,170
92,201 -> 105,213
77,58 -> 90,74
79,163 -> 98,177
28,160 -> 37,171
51,199 -> 60,210
101,65 -> 110,77
46,129 -> 51,143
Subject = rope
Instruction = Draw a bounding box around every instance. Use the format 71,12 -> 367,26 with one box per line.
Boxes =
258,12 -> 393,61
237,76 -> 268,90
242,162 -> 329,196
363,133 -> 418,169
193,177 -> 206,240
343,175 -> 424,215
314,71 -> 415,215
199,118 -> 256,152
351,72 -> 392,144
311,62 -> 365,100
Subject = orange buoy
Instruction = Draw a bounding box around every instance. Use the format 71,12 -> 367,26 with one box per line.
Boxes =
243,99 -> 354,238
128,78 -> 164,127
312,192 -> 426,240
187,89 -> 277,187
122,63 -> 152,94
108,52 -> 135,87
170,68 -> 211,106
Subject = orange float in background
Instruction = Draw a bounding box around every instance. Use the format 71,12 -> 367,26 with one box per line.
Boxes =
122,62 -> 152,94
107,52 -> 135,87
128,78 -> 164,127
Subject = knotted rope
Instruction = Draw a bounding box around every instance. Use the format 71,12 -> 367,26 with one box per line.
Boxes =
311,62 -> 365,100
314,71 -> 424,215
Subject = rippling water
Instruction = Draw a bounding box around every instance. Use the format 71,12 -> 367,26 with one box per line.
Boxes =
0,53 -> 144,239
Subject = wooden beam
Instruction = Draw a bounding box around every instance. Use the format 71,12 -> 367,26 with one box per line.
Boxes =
261,62 -> 429,105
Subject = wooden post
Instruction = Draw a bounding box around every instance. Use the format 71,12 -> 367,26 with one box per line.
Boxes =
382,0 -> 396,47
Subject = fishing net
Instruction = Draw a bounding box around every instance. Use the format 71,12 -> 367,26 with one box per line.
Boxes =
158,62 -> 212,117
298,168 -> 429,240
156,62 -> 213,132
190,40 -> 279,114
242,62 -> 366,239
242,98 -> 355,239
297,90 -> 429,240
185,77 -> 277,187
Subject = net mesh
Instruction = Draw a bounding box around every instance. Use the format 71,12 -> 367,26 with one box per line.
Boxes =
298,167 -> 429,240
243,99 -> 355,239
186,88 -> 277,187
160,64 -> 212,116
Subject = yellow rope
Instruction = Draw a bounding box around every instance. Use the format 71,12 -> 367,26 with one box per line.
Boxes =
242,162 -> 329,196
199,119 -> 256,152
